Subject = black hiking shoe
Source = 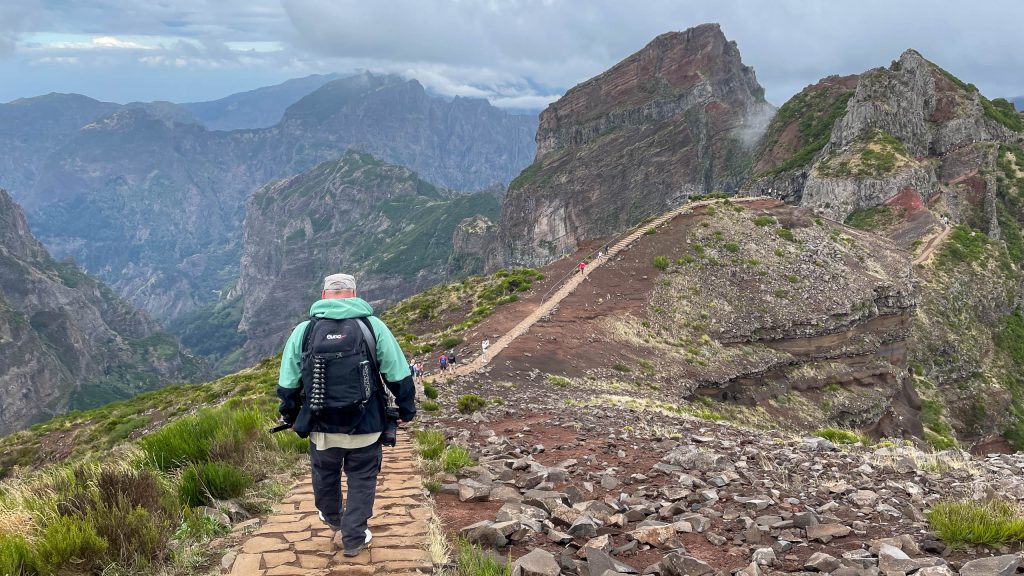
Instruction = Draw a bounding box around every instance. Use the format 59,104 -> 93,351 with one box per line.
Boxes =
343,529 -> 373,557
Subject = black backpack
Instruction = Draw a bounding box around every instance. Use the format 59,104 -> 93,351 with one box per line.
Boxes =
299,316 -> 380,433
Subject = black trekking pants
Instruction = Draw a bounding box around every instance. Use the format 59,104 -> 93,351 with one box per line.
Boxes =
309,440 -> 382,550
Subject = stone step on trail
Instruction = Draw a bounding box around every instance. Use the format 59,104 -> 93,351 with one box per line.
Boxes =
224,429 -> 434,575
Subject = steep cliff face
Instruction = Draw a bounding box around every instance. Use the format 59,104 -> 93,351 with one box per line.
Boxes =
491,24 -> 773,268
0,189 -> 201,435
236,151 -> 501,363
19,73 -> 536,321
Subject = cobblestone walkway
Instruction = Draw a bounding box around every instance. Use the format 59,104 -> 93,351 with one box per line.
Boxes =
223,430 -> 432,575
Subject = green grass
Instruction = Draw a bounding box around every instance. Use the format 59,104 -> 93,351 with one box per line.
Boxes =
423,381 -> 439,400
456,394 -> 487,414
775,227 -> 795,242
611,363 -> 631,373
927,499 -> 1024,549
441,445 -> 475,474
813,427 -> 870,446
652,256 -> 670,270
413,430 -> 446,460
982,97 -> 1024,132
547,375 -> 571,388
423,478 -> 442,493
724,242 -> 740,253
178,461 -> 252,507
454,538 -> 511,576
845,206 -> 901,231
936,225 -> 990,269
753,215 -> 776,227
422,400 -> 441,412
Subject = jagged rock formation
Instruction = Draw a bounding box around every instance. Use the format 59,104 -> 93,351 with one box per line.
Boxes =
491,23 -> 774,268
0,189 -> 201,435
236,150 -> 501,363
741,49 -> 1024,449
744,49 -> 1024,222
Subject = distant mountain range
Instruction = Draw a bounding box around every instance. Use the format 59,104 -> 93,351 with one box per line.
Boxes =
181,73 -> 347,130
0,72 -> 537,324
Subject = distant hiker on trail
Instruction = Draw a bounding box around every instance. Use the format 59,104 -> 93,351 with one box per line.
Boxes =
579,261 -> 586,274
449,350 -> 457,365
276,273 -> 416,557
414,361 -> 424,380
438,353 -> 449,372
481,339 -> 490,359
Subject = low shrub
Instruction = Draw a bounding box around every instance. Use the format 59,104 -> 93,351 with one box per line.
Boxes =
457,394 -> 487,414
413,430 -> 445,460
776,227 -> 795,242
422,478 -> 442,493
422,400 -> 441,412
611,363 -> 632,373
813,427 -> 869,446
927,499 -> 1024,549
441,446 -> 475,474
547,375 -> 571,388
178,461 -> 252,507
454,538 -> 511,576
423,381 -> 439,400
724,242 -> 740,253
754,215 -> 776,227
36,516 -> 107,573
439,336 -> 464,349
652,256 -> 670,270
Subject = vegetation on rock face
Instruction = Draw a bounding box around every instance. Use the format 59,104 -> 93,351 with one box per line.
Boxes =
844,205 -> 904,232
758,87 -> 854,176
817,129 -> 914,178
982,96 -> 1024,132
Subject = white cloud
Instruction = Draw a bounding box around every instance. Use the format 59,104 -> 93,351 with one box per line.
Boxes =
4,0 -> 1024,106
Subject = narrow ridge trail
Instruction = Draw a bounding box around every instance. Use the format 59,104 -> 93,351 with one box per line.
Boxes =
449,196 -> 771,378
913,224 -> 951,266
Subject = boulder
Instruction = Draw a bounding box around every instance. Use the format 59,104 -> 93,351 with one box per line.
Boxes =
660,553 -> 714,576
512,548 -> 560,576
804,552 -> 841,572
959,555 -> 1020,576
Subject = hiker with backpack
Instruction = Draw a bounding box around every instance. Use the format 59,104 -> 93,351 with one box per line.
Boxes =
438,353 -> 449,372
276,273 -> 416,557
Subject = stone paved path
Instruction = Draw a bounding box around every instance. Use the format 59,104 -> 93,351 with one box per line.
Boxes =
223,430 -> 432,575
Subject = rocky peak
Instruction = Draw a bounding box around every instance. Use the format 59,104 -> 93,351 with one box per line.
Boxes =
491,24 -> 772,268
0,189 -> 47,262
536,23 -> 764,157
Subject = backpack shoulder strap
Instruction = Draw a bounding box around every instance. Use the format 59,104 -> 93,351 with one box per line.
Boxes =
300,316 -> 319,358
354,317 -> 379,368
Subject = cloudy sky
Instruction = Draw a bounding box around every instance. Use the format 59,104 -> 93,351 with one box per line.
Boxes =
3,0 -> 1022,109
